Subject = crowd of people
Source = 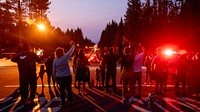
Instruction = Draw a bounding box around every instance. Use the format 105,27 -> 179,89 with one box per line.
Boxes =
11,38 -> 200,107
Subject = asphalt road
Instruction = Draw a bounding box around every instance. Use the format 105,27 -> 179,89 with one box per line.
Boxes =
0,61 -> 200,112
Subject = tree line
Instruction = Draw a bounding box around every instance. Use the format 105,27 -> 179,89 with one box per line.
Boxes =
98,0 -> 200,52
1,0 -> 200,56
0,0 -> 95,56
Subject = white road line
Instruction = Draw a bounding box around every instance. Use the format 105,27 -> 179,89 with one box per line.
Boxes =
4,84 -> 177,88
4,84 -> 54,88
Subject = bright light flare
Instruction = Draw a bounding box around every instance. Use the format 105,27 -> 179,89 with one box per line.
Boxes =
163,49 -> 176,57
37,24 -> 45,31
178,50 -> 187,55
26,19 -> 34,25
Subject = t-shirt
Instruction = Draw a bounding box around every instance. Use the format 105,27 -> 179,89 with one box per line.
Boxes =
105,53 -> 119,71
151,55 -> 168,72
121,54 -> 134,69
133,52 -> 144,72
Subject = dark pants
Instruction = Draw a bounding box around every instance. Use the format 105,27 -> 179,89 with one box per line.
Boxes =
154,72 -> 165,94
175,72 -> 187,91
101,71 -> 105,87
86,67 -> 90,87
133,72 -> 142,96
20,72 -> 37,100
146,70 -> 152,83
19,74 -> 24,99
106,70 -> 116,93
57,75 -> 73,104
47,72 -> 55,87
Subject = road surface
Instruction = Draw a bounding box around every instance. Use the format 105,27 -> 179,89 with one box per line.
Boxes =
0,60 -> 200,112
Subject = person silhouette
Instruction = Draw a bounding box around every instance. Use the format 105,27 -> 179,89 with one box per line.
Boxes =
53,40 -> 75,106
103,47 -> 119,93
37,65 -> 46,87
45,53 -> 56,89
11,43 -> 41,105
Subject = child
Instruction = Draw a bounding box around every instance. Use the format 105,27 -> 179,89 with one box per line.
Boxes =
95,65 -> 101,87
38,65 -> 46,87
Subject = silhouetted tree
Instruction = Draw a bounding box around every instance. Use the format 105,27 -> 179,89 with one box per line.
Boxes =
122,0 -> 200,51
98,20 -> 118,49
29,0 -> 51,21
114,17 -> 124,47
124,0 -> 142,44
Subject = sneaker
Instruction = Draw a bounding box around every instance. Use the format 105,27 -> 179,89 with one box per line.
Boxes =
121,98 -> 127,104
25,99 -> 37,106
128,98 -> 133,103
129,97 -> 136,103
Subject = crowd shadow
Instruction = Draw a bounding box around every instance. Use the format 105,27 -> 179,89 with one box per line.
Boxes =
0,88 -> 21,111
1,85 -> 200,112
59,86 -> 133,112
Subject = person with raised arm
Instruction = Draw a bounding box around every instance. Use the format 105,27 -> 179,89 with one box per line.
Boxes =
53,40 -> 75,106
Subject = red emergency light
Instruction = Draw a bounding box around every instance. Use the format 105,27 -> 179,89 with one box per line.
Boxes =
163,49 -> 176,57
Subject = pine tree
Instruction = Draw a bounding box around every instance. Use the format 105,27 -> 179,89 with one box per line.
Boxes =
29,0 -> 51,21
124,0 -> 142,44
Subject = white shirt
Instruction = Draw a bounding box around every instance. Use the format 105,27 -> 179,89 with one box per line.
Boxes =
133,52 -> 144,72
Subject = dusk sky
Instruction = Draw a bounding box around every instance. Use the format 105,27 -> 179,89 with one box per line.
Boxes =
48,0 -> 128,43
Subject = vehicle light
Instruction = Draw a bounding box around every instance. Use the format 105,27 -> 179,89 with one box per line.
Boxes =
164,49 -> 176,57
89,56 -> 94,62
